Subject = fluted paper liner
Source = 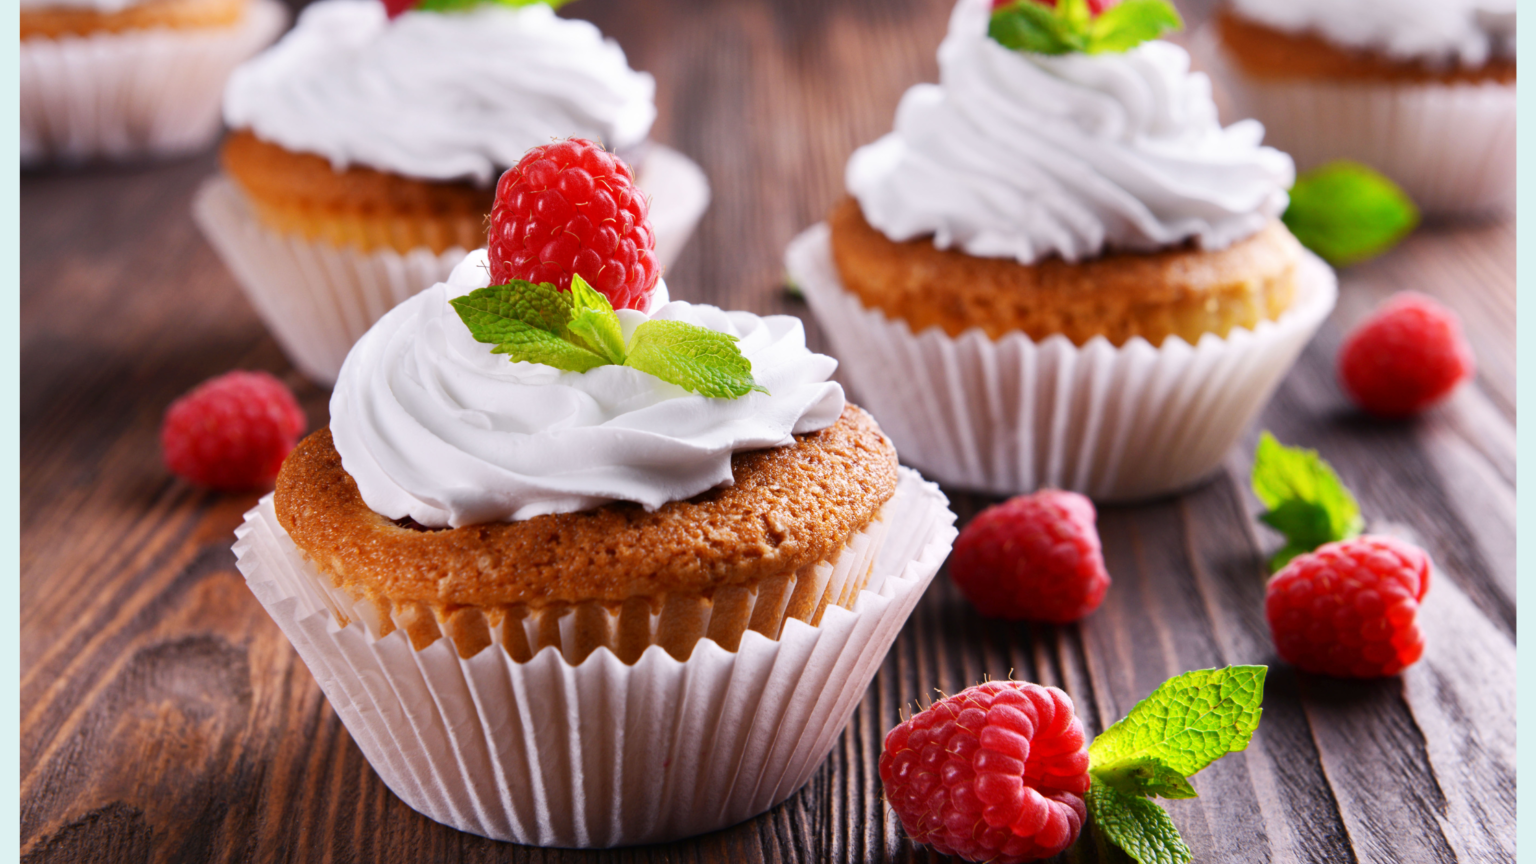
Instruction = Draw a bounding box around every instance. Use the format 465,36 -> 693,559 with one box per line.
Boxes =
1192,27 -> 1515,215
196,145 -> 709,385
20,0 -> 285,164
789,223 -> 1337,501
233,467 -> 955,847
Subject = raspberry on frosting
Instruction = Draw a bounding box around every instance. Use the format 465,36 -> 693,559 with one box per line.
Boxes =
880,680 -> 1090,863
489,138 -> 660,311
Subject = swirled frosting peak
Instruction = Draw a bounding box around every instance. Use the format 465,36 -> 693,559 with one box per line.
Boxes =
847,0 -> 1294,264
223,0 -> 656,185
329,250 -> 848,528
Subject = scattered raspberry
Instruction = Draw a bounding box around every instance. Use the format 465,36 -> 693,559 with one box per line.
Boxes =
160,371 -> 306,492
881,681 -> 1091,863
949,490 -> 1110,623
488,138 -> 659,311
1337,292 -> 1474,418
1265,535 -> 1430,678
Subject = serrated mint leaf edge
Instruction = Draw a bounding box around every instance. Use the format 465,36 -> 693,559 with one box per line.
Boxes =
1087,782 -> 1193,864
624,319 -> 768,399
1088,665 -> 1268,784
1252,431 -> 1364,565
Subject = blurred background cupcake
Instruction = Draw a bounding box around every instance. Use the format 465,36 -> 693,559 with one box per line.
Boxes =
194,0 -> 711,385
790,0 -> 1337,502
20,0 -> 285,163
1194,0 -> 1515,215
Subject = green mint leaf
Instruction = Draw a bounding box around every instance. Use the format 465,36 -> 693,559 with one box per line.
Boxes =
1057,0 -> 1092,32
624,319 -> 768,399
1087,781 -> 1193,864
488,322 -> 609,372
989,0 -> 1084,55
1283,160 -> 1419,267
1089,666 -> 1267,791
1092,755 -> 1198,800
1251,431 -> 1363,570
566,274 -> 628,365
1086,0 -> 1182,53
450,281 -> 574,345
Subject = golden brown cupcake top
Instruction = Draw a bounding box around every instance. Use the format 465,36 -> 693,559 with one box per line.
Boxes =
828,196 -> 1301,347
275,405 -> 899,610
1216,8 -> 1516,85
21,0 -> 243,39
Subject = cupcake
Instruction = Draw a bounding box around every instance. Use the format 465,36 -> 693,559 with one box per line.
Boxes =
194,0 -> 710,385
232,146 -> 956,846
20,0 -> 285,163
1195,0 -> 1515,214
789,0 -> 1337,501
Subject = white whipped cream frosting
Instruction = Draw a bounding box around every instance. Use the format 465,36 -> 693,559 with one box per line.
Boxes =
223,0 -> 656,184
330,250 -> 848,528
1229,0 -> 1516,66
846,0 -> 1294,264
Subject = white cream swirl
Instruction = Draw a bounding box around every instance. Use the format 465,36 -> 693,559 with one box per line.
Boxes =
330,250 -> 848,528
223,0 -> 656,184
847,0 -> 1293,264
1230,0 -> 1515,67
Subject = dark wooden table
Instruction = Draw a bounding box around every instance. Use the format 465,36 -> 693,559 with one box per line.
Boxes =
20,0 -> 1516,861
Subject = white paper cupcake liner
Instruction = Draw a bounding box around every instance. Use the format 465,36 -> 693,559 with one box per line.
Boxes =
789,223 -> 1337,501
20,0 -> 286,164
232,467 -> 955,847
194,145 -> 709,386
1192,27 -> 1515,216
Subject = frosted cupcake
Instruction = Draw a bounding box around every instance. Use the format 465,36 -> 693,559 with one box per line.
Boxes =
232,144 -> 955,847
21,0 -> 284,162
195,0 -> 710,385
1196,0 -> 1515,214
789,0 -> 1337,501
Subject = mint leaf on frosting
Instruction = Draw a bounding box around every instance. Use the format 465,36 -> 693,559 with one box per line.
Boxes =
1087,0 -> 1183,54
1251,431 -> 1363,570
626,320 -> 768,399
412,0 -> 574,15
1085,665 -> 1266,864
989,0 -> 1181,56
450,279 -> 767,399
1283,161 -> 1419,267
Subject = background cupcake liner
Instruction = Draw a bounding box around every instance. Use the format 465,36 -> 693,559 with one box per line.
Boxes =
195,145 -> 708,386
233,467 -> 955,847
789,223 -> 1337,501
20,0 -> 286,165
1192,27 -> 1515,216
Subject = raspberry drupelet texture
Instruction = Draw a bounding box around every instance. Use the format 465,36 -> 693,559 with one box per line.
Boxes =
880,681 -> 1091,863
949,490 -> 1110,623
1337,291 -> 1475,418
161,370 -> 306,492
488,138 -> 660,311
1266,535 -> 1431,678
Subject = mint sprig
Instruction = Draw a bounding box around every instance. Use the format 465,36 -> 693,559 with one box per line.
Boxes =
450,276 -> 767,399
413,0 -> 573,14
1086,666 -> 1267,864
1283,161 -> 1419,267
1251,431 -> 1363,570
989,0 -> 1182,56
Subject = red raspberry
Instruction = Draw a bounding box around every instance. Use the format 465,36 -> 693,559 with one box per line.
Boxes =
1337,292 -> 1475,418
949,490 -> 1110,623
380,0 -> 415,19
160,371 -> 306,492
488,139 -> 659,311
1265,536 -> 1430,678
880,681 -> 1090,863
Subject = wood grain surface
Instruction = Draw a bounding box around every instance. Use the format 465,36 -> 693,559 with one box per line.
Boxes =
20,0 -> 1515,861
